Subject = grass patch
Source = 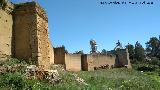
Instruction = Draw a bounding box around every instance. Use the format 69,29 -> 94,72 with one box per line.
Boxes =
0,59 -> 160,90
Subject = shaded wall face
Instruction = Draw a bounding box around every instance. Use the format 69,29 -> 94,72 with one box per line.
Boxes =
13,12 -> 36,60
0,8 -> 13,60
81,55 -> 88,71
54,48 -> 65,64
115,49 -> 132,68
13,6 -> 38,63
65,54 -> 81,71
116,52 -> 127,67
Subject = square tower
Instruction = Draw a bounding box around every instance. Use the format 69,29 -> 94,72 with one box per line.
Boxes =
13,2 -> 53,69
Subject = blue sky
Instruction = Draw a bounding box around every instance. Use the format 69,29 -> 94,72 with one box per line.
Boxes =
11,0 -> 160,53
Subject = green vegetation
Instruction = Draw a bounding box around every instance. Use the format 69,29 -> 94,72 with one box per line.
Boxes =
0,59 -> 160,90
0,35 -> 160,90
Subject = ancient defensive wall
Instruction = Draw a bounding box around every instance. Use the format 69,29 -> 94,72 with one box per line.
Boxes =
0,1 -> 54,70
54,47 -> 131,71
0,1 -> 131,71
54,47 -> 82,71
115,49 -> 132,69
81,54 -> 116,71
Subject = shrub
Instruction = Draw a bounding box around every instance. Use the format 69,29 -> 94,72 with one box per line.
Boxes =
2,58 -> 27,66
136,64 -> 158,72
150,57 -> 160,66
2,72 -> 25,90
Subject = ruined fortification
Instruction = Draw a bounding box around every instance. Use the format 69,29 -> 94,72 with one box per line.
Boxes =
0,1 -> 54,69
0,1 -> 131,71
54,47 -> 131,71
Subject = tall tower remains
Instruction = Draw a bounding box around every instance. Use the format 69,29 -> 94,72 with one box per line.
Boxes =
13,2 -> 54,69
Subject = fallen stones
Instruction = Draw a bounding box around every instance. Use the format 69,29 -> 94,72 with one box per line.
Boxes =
94,64 -> 110,70
25,65 -> 61,84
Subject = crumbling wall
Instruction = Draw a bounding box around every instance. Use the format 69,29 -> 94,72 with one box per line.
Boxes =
0,1 -> 13,60
115,49 -> 132,68
93,54 -> 115,69
81,54 -> 94,71
13,3 -> 36,60
36,6 -> 53,68
82,54 -> 115,71
65,53 -> 81,71
54,47 -> 65,64
13,2 -> 53,69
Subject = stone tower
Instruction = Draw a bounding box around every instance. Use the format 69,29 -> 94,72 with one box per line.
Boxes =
0,1 -> 54,69
12,2 -> 54,69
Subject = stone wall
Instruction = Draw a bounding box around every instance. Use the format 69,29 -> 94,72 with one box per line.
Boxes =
93,54 -> 116,69
115,49 -> 132,68
36,13 -> 50,69
0,1 -> 131,71
49,41 -> 54,64
13,3 -> 36,61
82,54 -> 116,71
65,53 -> 81,71
13,2 -> 53,69
0,1 -> 13,60
81,54 -> 94,71
54,47 -> 65,64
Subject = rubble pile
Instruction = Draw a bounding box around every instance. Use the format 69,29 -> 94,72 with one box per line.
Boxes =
25,65 -> 62,84
0,64 -> 26,74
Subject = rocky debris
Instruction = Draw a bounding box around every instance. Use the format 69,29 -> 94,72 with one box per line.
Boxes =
0,64 -> 61,84
72,73 -> 88,86
0,66 -> 7,74
51,64 -> 65,71
94,64 -> 110,70
46,70 -> 61,84
25,65 -> 61,84
0,64 -> 26,74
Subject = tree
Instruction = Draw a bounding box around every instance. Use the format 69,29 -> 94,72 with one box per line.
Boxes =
134,41 -> 145,62
126,44 -> 134,60
101,49 -> 107,55
74,50 -> 84,54
146,37 -> 160,57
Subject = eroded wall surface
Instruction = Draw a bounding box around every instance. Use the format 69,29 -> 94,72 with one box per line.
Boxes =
82,54 -> 116,71
115,49 -> 132,68
13,2 -> 54,69
54,47 -> 65,64
81,54 -> 94,71
36,11 -> 51,69
13,3 -> 36,60
65,54 -> 81,71
93,54 -> 116,68
49,41 -> 54,64
0,2 -> 13,60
